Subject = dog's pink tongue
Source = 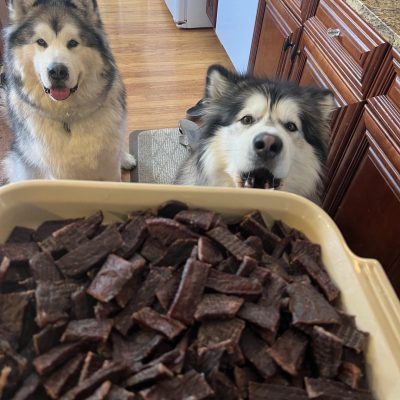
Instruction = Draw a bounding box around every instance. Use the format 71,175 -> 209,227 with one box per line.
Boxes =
50,87 -> 71,101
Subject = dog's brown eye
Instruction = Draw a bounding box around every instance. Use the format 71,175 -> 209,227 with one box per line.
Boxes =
36,38 -> 47,48
284,122 -> 298,132
241,115 -> 254,125
67,40 -> 79,49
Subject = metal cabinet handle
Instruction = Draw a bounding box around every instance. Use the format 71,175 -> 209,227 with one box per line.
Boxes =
327,28 -> 341,38
283,37 -> 294,52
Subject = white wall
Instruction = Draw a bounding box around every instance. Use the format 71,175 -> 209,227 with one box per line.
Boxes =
216,0 -> 259,72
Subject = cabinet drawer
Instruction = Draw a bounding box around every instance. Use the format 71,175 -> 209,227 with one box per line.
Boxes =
282,0 -> 318,22
304,0 -> 389,99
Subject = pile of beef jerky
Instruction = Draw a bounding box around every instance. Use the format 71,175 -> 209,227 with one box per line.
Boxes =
0,200 -> 374,399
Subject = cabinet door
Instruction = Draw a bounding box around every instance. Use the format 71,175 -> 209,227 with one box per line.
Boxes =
252,0 -> 301,80
334,103 -> 400,295
206,0 -> 218,27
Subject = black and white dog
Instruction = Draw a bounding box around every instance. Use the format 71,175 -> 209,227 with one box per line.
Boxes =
175,65 -> 335,202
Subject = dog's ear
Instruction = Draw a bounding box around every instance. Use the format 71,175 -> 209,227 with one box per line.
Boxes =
205,64 -> 238,100
8,0 -> 36,22
316,89 -> 336,121
70,0 -> 102,23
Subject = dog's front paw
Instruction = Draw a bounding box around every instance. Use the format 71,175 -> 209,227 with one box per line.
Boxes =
121,152 -> 136,170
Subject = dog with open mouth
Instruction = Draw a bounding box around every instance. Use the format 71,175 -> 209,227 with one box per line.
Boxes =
1,0 -> 136,182
175,65 -> 335,202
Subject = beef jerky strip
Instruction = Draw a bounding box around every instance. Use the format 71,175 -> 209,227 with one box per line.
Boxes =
116,216 -> 148,259
140,237 -> 167,263
61,319 -> 113,343
139,370 -> 214,400
0,256 -> 10,282
157,200 -> 189,219
287,281 -> 341,326
240,329 -> 277,379
312,326 -> 343,378
0,337 -> 27,376
111,330 -> 163,366
207,368 -> 240,400
238,301 -> 280,333
43,353 -> 85,399
291,239 -> 321,261
168,258 -> 211,325
106,385 -> 135,400
234,366 -> 259,399
236,255 -> 258,277
33,320 -> 67,355
207,226 -> 257,261
124,363 -> 174,388
258,272 -> 287,306
33,217 -> 84,242
249,266 -> 270,284
132,307 -> 186,340
239,212 -> 280,254
71,287 -> 94,320
12,372 -> 41,400
197,236 -> 224,265
87,254 -> 134,302
155,268 -> 182,311
29,251 -> 63,281
35,281 -> 80,328
268,329 -> 308,376
174,208 -> 216,231
249,382 -> 308,400
59,362 -> 126,400
84,380 -> 112,400
197,318 -> 245,352
304,377 -> 374,399
6,226 -> 35,243
33,342 -> 82,375
206,269 -> 262,297
79,352 -> 104,383
337,361 -> 363,389
194,294 -> 244,321
56,226 -> 123,277
0,242 -> 39,268
153,238 -> 197,267
145,217 -> 199,246
291,251 -> 339,302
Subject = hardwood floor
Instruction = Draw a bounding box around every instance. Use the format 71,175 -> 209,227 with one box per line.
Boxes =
99,0 -> 232,132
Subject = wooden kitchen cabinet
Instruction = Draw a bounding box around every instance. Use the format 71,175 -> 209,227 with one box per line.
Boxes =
206,0 -> 218,28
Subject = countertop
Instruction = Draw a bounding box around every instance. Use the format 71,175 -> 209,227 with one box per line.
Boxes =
345,0 -> 399,50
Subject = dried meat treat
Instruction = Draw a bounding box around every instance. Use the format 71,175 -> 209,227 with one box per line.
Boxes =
197,236 -> 224,266
146,218 -> 199,246
249,266 -> 270,284
5,226 -> 35,244
61,319 -> 113,343
168,259 -> 211,324
304,377 -> 374,399
206,269 -> 262,297
56,226 -> 122,277
0,256 -> 10,282
43,353 -> 84,399
312,326 -> 343,378
155,269 -> 182,311
106,385 -> 135,400
258,272 -> 287,306
239,213 -> 280,254
124,363 -> 174,388
236,256 -> 258,277
238,301 -> 280,333
84,380 -> 112,400
116,216 -> 148,259
207,226 -> 257,261
244,235 -> 264,260
33,342 -> 82,375
29,251 -> 63,282
35,281 -> 80,328
71,287 -> 94,320
233,366 -> 258,399
215,256 -> 239,274
153,238 -> 197,267
59,362 -> 125,400
79,352 -> 104,383
87,255 -> 134,302
240,329 -> 277,379
132,307 -> 186,340
197,318 -> 245,351
12,372 -> 41,400
337,361 -> 363,389
0,242 -> 39,267
140,237 -> 167,263
287,281 -> 341,326
207,368 -> 240,400
33,320 -> 67,355
291,239 -> 321,261
174,209 -> 216,231
157,200 -> 189,219
249,382 -> 308,400
139,370 -> 214,400
194,294 -> 244,321
268,329 -> 308,376
33,218 -> 84,242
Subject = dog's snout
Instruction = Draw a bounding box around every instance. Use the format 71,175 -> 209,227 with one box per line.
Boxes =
253,133 -> 283,160
48,63 -> 69,82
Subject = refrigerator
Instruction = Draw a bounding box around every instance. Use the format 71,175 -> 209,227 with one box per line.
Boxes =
164,0 -> 213,29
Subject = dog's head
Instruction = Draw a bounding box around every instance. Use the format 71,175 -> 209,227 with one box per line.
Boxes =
196,65 -> 335,193
5,0 -> 115,108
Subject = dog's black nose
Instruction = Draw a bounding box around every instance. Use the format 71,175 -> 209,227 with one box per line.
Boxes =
48,63 -> 69,82
253,133 -> 283,159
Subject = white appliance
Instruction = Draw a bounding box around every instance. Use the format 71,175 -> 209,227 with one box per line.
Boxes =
164,0 -> 213,29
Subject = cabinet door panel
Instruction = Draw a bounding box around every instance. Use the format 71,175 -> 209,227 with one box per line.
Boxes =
253,0 -> 301,80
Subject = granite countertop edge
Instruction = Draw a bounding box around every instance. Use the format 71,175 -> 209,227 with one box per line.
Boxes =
345,0 -> 399,51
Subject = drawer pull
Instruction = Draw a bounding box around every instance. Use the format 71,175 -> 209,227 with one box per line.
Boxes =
327,28 -> 341,38
283,37 -> 294,52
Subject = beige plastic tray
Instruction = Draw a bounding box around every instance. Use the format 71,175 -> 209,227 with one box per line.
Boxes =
0,180 -> 399,399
